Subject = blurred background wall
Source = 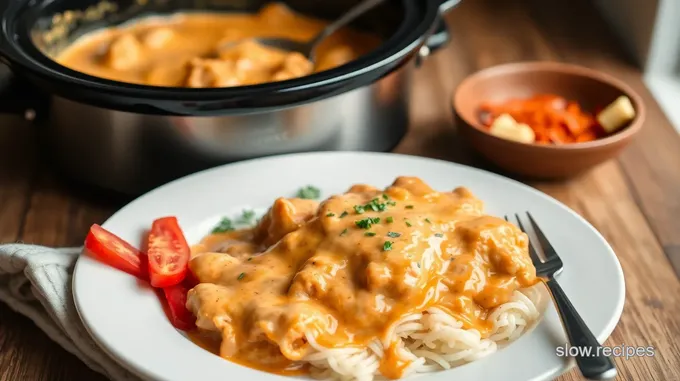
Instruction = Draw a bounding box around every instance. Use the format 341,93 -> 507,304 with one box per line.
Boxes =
595,0 -> 659,69
597,0 -> 680,132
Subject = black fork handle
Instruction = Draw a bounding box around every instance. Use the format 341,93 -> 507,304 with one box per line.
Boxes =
545,277 -> 617,380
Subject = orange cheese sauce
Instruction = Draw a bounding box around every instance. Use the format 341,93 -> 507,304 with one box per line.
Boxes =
379,341 -> 413,380
187,330 -> 308,376
186,177 -> 538,378
55,3 -> 380,87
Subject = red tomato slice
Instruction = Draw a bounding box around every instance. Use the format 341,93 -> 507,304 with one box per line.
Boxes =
84,224 -> 148,280
162,284 -> 195,331
147,216 -> 190,288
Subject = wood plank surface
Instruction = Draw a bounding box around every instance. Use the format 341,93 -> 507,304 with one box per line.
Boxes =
1,0 -> 679,380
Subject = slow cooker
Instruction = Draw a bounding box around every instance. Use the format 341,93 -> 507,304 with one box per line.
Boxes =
0,0 -> 460,194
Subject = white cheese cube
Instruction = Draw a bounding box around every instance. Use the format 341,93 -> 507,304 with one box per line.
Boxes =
489,114 -> 536,144
491,113 -> 518,130
596,95 -> 636,134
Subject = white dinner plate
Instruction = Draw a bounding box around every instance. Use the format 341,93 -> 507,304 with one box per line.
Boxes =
73,152 -> 625,381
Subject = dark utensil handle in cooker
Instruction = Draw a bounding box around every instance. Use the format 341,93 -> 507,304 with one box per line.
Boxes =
546,277 -> 617,380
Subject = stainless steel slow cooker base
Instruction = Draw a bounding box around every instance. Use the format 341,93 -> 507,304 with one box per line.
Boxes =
49,65 -> 412,194
1,0 -> 460,194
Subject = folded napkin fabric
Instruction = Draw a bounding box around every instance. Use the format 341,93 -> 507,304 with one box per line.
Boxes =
0,244 -> 140,381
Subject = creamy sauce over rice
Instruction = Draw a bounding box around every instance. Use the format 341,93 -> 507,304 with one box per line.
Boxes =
187,177 -> 539,379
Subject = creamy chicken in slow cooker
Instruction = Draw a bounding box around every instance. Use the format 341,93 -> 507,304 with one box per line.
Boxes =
55,3 -> 381,87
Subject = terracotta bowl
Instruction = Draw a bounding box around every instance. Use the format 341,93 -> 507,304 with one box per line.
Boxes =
453,61 -> 645,179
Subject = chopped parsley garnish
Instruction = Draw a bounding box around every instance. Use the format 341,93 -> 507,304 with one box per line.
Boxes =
364,232 -> 377,237
214,209 -> 259,233
434,233 -> 444,238
369,204 -> 385,212
405,221 -> 412,227
247,257 -> 253,261
340,228 -> 349,236
339,211 -> 349,218
237,209 -> 256,225
386,216 -> 394,223
355,217 -> 380,229
353,198 -> 392,216
405,205 -> 414,209
417,263 -> 421,268
365,198 -> 388,212
297,185 -> 321,200
387,232 -> 401,238
212,217 -> 235,233
237,272 -> 245,280
381,194 -> 396,206
326,212 -> 335,217
424,218 -> 432,224
383,241 -> 393,251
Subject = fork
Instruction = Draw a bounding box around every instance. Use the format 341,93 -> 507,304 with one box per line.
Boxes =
506,212 -> 617,380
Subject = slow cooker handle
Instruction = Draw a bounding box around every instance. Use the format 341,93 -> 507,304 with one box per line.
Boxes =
419,0 -> 461,61
423,18 -> 450,55
439,0 -> 462,14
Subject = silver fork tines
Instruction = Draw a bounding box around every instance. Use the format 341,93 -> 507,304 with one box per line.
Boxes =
506,212 -> 564,278
504,212 -> 617,381
506,214 -> 541,264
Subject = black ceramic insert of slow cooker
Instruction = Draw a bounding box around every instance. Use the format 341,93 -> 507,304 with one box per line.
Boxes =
0,0 -> 450,116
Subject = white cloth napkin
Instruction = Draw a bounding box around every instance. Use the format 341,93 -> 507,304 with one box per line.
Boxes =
0,244 -> 141,381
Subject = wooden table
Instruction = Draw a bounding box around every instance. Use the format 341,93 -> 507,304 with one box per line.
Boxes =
1,0 -> 679,380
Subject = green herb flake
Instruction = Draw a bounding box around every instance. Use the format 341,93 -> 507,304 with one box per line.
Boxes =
405,221 -> 412,227
340,228 -> 349,236
405,205 -> 414,209
339,211 -> 349,218
355,217 -> 381,229
355,218 -> 373,229
382,194 -> 389,200
365,198 -> 388,212
364,232 -> 377,237
417,263 -> 421,268
354,205 -> 365,214
212,217 -> 235,233
237,272 -> 245,280
387,201 -> 397,206
326,212 -> 335,217
424,218 -> 432,224
386,216 -> 394,223
297,185 -> 321,200
247,257 -> 253,261
236,209 -> 256,225
434,233 -> 444,238
383,241 -> 393,251
387,232 -> 401,238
